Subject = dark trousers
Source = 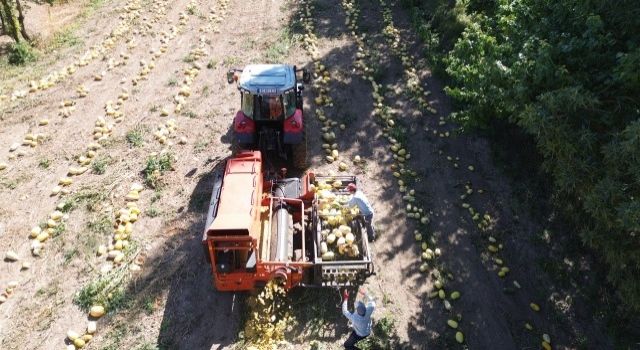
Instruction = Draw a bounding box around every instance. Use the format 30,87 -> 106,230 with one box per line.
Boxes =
363,214 -> 375,241
344,330 -> 367,350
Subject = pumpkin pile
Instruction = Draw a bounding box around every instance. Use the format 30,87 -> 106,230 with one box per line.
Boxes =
314,180 -> 362,261
96,183 -> 145,274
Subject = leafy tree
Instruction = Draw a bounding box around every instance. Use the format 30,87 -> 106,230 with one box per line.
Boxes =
444,0 -> 640,312
0,0 -> 30,42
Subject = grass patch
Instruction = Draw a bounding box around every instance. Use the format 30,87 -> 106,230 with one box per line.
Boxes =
223,56 -> 239,67
38,158 -> 51,169
87,214 -> 112,236
387,119 -> 408,145
264,28 -> 296,63
183,110 -> 198,118
92,157 -> 108,174
286,289 -> 340,337
186,3 -> 198,15
71,188 -> 108,212
167,77 -> 177,86
358,314 -> 400,350
63,248 -> 78,265
58,199 -> 75,213
88,0 -> 106,10
183,54 -> 195,63
146,206 -> 160,218
135,343 -> 160,350
51,222 -> 66,238
193,140 -> 209,154
126,127 -> 145,147
99,321 -> 128,350
35,280 -> 60,298
74,265 -> 133,312
49,27 -> 82,50
207,59 -> 217,69
0,178 -> 18,190
144,152 -> 174,188
8,42 -> 37,65
151,190 -> 162,203
143,295 -> 156,315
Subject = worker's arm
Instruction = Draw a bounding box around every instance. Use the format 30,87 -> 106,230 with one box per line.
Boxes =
342,300 -> 355,321
342,290 -> 355,321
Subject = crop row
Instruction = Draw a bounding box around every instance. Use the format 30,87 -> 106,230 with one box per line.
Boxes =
375,0 -> 553,347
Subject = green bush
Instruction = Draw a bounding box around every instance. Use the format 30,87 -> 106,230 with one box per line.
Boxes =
8,42 -> 36,65
443,1 -> 640,313
144,152 -> 174,188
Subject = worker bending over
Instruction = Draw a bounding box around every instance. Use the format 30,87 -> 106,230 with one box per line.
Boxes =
346,183 -> 376,241
342,288 -> 376,350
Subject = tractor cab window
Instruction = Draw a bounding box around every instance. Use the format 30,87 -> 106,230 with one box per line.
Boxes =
283,90 -> 296,117
241,92 -> 254,118
255,95 -> 284,121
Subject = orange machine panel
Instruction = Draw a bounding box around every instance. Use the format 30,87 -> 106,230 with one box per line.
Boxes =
207,151 -> 263,239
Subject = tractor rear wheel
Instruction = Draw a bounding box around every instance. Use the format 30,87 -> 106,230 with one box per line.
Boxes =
291,127 -> 307,169
231,136 -> 252,154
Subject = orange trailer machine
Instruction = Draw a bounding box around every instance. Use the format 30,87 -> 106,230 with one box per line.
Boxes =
202,150 -> 374,291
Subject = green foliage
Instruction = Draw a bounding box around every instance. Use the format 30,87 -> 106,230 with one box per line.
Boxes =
38,158 -> 50,169
186,3 -> 198,16
358,314 -> 398,350
92,157 -> 108,175
58,199 -> 75,213
146,206 -> 160,218
144,152 -> 174,188
74,268 -> 131,312
440,0 -> 640,313
51,222 -> 65,238
8,42 -> 36,65
264,28 -> 297,63
126,127 -> 145,147
87,214 -> 111,235
50,28 -> 81,49
71,188 -> 108,212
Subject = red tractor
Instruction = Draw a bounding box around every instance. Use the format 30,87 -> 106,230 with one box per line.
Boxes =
226,64 -> 311,168
202,151 -> 374,291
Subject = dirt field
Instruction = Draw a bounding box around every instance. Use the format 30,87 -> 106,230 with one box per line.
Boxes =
0,0 -> 616,349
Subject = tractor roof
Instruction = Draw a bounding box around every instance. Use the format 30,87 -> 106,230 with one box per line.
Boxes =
238,64 -> 296,95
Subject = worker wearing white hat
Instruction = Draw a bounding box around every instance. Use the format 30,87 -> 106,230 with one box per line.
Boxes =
346,183 -> 375,241
341,288 -> 376,350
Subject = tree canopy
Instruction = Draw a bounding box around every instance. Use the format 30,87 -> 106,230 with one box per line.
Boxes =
408,0 -> 640,313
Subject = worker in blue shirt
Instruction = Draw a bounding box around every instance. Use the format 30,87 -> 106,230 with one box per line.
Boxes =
346,183 -> 376,241
342,288 -> 376,350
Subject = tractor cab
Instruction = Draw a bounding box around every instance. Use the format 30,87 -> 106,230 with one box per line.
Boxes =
227,64 -> 311,168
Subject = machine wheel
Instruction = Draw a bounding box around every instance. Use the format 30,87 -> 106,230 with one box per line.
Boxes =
291,127 -> 307,169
